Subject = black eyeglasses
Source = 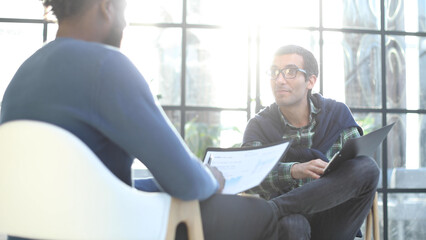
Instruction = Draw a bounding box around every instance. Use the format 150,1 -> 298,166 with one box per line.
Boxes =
268,67 -> 308,80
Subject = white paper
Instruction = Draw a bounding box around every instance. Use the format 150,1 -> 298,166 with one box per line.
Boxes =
203,141 -> 290,194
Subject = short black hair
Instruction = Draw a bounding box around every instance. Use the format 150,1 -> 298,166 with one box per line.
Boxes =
41,0 -> 95,21
274,45 -> 319,78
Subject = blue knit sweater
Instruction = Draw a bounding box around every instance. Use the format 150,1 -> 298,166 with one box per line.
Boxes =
243,93 -> 363,162
1,38 -> 217,201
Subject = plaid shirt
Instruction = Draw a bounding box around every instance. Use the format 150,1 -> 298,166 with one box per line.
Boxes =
245,99 -> 361,200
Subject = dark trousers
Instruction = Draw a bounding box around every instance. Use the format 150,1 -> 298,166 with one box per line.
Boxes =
9,193 -> 279,240
9,157 -> 377,240
197,194 -> 278,240
270,156 -> 380,240
9,194 -> 279,240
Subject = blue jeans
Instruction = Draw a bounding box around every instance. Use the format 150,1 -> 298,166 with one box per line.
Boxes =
270,156 -> 380,240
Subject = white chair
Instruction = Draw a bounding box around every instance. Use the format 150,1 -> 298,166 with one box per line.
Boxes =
0,120 -> 204,240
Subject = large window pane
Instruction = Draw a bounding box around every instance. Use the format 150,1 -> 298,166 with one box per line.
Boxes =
187,0 -> 318,27
421,1 -> 426,32
164,109 -> 181,134
388,193 -> 426,239
386,36 -> 406,109
421,114 -> 426,166
186,28 -> 248,108
259,29 -> 319,106
385,0 -> 426,33
418,37 -> 426,109
323,0 -> 380,30
46,23 -> 58,42
354,113 -> 382,134
386,36 -> 425,110
187,0 -> 250,26
354,112 -> 383,165
121,26 -> 182,106
323,32 -> 381,108
387,114 -> 426,187
390,168 -> 426,189
354,112 -> 386,188
387,114 -> 406,169
256,0 -> 319,28
185,111 -> 246,158
126,0 -> 183,24
0,0 -> 44,19
259,0 -> 319,28
0,23 -> 44,101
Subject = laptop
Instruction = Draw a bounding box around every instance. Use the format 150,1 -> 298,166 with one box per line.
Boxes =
322,122 -> 395,176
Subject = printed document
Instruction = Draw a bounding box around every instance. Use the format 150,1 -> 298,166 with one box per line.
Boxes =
203,141 -> 291,194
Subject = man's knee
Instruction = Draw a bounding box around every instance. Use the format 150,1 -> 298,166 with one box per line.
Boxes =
278,214 -> 311,240
344,156 -> 380,193
356,156 -> 380,184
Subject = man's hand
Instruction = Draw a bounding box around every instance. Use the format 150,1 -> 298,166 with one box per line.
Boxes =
290,159 -> 328,180
206,165 -> 225,193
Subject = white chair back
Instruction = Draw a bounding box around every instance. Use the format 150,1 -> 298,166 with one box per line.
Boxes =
0,120 -> 180,240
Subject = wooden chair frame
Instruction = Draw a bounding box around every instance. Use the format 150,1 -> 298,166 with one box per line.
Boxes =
365,192 -> 380,240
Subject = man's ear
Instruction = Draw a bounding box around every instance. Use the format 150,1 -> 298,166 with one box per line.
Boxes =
99,0 -> 114,21
307,75 -> 317,90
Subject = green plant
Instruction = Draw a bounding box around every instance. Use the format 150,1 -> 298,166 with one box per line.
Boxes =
356,115 -> 377,135
184,116 -> 241,159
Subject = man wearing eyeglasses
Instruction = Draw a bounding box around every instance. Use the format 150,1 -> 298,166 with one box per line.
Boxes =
242,45 -> 380,240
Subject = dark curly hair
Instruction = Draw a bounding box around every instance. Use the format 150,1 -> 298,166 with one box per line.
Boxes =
41,0 -> 95,21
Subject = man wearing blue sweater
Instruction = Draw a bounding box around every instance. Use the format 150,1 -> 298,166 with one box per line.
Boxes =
1,0 -> 280,239
243,45 -> 380,239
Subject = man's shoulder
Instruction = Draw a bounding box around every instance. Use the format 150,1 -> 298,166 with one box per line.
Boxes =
255,103 -> 279,118
311,93 -> 349,113
245,103 -> 281,129
45,38 -> 125,59
243,103 -> 283,145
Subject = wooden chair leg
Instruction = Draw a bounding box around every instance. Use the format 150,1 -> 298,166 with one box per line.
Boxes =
366,208 -> 373,240
373,192 -> 380,240
365,192 -> 380,240
165,198 -> 204,240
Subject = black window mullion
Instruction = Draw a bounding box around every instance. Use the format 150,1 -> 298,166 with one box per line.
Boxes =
43,21 -> 48,43
180,0 -> 188,139
247,27 -> 252,121
319,0 -> 324,95
380,0 -> 389,239
255,26 -> 261,114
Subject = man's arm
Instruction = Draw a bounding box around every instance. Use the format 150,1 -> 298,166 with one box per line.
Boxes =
242,141 -> 300,198
290,126 -> 361,180
93,52 -> 218,201
243,126 -> 361,197
290,159 -> 328,179
328,126 -> 361,157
